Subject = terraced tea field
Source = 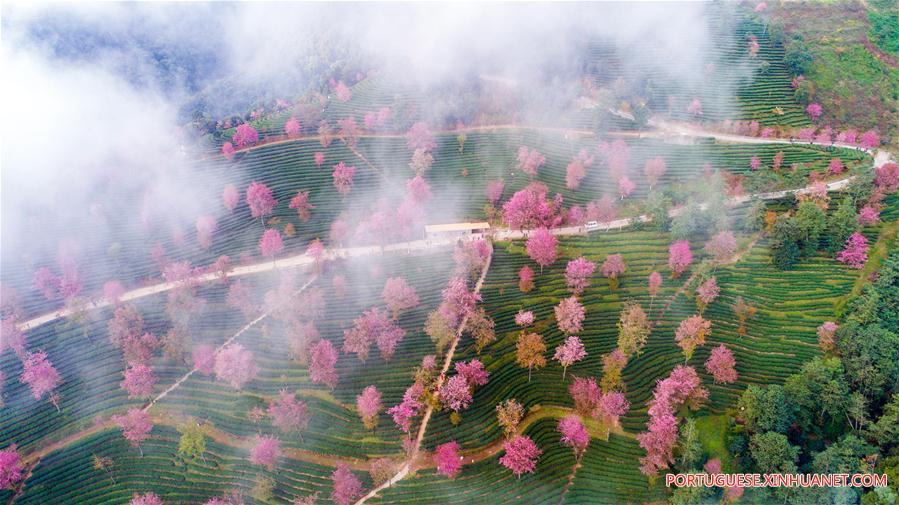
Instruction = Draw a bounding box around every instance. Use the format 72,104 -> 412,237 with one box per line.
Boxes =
3,3 -> 896,504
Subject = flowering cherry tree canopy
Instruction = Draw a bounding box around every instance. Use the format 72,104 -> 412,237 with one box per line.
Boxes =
499,435 -> 542,477
214,344 -> 258,390
434,441 -> 463,478
526,228 -> 558,271
565,257 -> 596,295
705,344 -> 738,383
246,181 -> 277,219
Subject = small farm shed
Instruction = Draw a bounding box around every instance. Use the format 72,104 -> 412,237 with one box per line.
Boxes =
424,222 -> 490,241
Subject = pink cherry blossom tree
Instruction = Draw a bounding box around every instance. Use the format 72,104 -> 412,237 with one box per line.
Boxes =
618,176 -> 636,199
601,254 -> 626,290
858,206 -> 880,226
515,309 -> 535,327
686,98 -> 703,116
519,266 -> 535,293
284,116 -> 301,137
406,122 -> 436,152
333,81 -> 352,102
695,277 -> 720,315
569,376 -> 602,417
406,175 -> 433,203
502,183 -> 563,230
565,257 -> 596,295
214,344 -> 258,390
704,231 -> 737,262
337,116 -> 360,147
0,445 -> 23,489
108,304 -> 144,349
517,146 -> 546,178
437,276 -> 480,331
806,103 -> 822,122
499,435 -> 542,478
319,121 -> 334,148
195,215 -> 217,250
439,374 -> 472,412
827,158 -> 845,175
837,129 -> 858,144
456,359 -> 489,387
343,307 -> 406,362
268,390 -> 310,436
382,277 -> 420,320
637,411 -> 678,476
772,152 -> 784,170
221,142 -> 235,160
314,151 -> 325,167
750,155 -> 762,171
555,296 -> 585,335
130,493 -> 164,505
331,463 -> 363,505
875,162 -> 899,192
246,181 -> 277,221
388,383 -> 424,433
227,280 -> 258,321
121,363 -> 156,399
668,241 -> 693,278
102,280 -> 126,307
192,345 -> 216,376
32,267 -> 60,301
222,185 -> 240,213
565,154 -> 588,190
112,408 -> 153,456
675,315 -> 711,361
409,148 -> 434,175
558,416 -> 589,461
433,441 -> 463,478
566,205 -> 586,227
249,435 -> 281,470
259,229 -> 284,262
233,123 -> 259,148
289,191 -> 315,222
309,339 -> 339,388
598,391 -> 630,430
121,332 -> 160,366
817,321 -> 838,352
526,228 -> 558,273
797,127 -> 816,143
704,458 -> 722,474
356,385 -> 382,430
643,156 -> 667,189
860,130 -> 879,150
602,139 -> 630,179
306,239 -> 326,270
705,344 -> 737,383
554,336 -> 587,379
836,232 -> 868,269
638,365 -> 708,476
1,319 -> 25,359
332,162 -> 357,196
453,239 -> 493,278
